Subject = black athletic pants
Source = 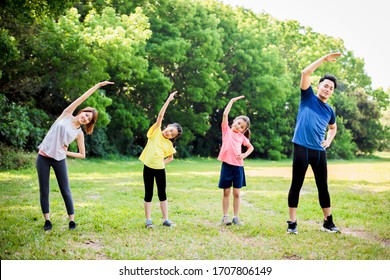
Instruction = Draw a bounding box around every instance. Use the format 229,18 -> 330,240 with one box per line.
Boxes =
36,154 -> 74,215
288,144 -> 331,208
143,165 -> 167,202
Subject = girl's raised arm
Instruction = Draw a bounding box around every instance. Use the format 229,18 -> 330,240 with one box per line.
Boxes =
60,81 -> 114,118
222,95 -> 245,124
155,91 -> 177,129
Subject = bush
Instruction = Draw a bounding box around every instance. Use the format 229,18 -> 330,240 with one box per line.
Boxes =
0,94 -> 51,151
327,116 -> 357,160
84,127 -> 112,158
0,143 -> 35,170
0,94 -> 31,148
267,149 -> 286,161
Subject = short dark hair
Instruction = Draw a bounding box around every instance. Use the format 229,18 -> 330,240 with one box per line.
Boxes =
319,74 -> 337,89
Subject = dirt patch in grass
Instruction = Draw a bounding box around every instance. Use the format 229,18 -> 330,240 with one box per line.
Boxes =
342,228 -> 389,248
282,254 -> 303,260
380,238 -> 390,247
81,239 -> 110,260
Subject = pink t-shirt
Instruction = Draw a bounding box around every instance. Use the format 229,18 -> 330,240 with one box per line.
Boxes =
217,122 -> 251,166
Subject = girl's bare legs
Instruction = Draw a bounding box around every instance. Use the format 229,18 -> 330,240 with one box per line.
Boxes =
233,188 -> 241,218
144,201 -> 152,220
160,200 -> 168,221
222,188 -> 231,216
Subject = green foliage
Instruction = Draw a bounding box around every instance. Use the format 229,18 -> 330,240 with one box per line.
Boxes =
379,126 -> 390,152
0,0 -> 387,161
0,143 -> 35,171
333,89 -> 388,154
0,0 -> 79,97
0,28 -> 20,74
371,87 -> 390,111
84,127 -> 111,157
0,94 -> 51,150
24,107 -> 52,150
327,116 -> 357,159
140,0 -> 227,153
106,96 -> 150,156
0,94 -> 32,148
0,0 -> 77,23
32,7 -> 112,119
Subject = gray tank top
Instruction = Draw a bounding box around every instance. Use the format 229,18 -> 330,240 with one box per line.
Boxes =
38,115 -> 82,160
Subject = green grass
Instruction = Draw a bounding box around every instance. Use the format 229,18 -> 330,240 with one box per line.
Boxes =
0,155 -> 389,260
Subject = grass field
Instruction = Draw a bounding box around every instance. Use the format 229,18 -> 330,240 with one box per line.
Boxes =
0,154 -> 389,260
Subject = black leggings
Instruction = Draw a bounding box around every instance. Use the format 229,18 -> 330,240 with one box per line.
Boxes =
143,165 -> 167,202
36,154 -> 74,215
288,144 -> 331,208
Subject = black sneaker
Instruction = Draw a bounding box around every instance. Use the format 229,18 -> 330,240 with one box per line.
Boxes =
322,215 -> 340,233
43,220 -> 52,231
69,221 -> 77,230
287,221 -> 298,234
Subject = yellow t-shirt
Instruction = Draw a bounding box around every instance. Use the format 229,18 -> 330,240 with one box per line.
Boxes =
139,125 -> 176,169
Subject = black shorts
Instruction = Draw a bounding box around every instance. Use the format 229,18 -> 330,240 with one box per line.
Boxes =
218,162 -> 246,189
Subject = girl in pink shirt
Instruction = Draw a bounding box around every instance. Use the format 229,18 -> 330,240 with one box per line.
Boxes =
217,96 -> 254,226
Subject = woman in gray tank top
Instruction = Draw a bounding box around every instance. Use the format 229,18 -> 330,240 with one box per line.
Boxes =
36,81 -> 114,231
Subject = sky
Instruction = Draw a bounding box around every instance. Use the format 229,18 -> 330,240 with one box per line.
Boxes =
219,0 -> 390,90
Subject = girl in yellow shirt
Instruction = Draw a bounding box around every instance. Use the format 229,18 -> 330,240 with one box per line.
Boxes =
139,91 -> 182,228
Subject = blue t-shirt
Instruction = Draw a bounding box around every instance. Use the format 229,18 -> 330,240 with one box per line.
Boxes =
292,86 -> 336,151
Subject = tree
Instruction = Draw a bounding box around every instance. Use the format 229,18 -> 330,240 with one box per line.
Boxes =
1,0 -> 387,161
333,89 -> 388,154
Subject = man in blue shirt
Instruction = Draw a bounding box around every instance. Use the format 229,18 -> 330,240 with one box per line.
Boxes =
287,52 -> 342,234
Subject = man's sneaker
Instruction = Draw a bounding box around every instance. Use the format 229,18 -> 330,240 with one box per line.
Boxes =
287,221 -> 298,234
43,220 -> 52,231
232,217 -> 244,226
69,221 -> 77,230
162,220 -> 175,227
145,220 -> 154,229
221,215 -> 232,226
322,215 -> 340,233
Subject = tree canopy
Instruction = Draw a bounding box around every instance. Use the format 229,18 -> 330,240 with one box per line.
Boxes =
1,0 -> 389,160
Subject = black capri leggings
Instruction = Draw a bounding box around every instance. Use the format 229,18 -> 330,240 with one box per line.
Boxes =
288,144 -> 331,208
143,165 -> 167,202
36,154 -> 74,215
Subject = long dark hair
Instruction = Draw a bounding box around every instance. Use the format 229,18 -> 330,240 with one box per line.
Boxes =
233,115 -> 251,154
